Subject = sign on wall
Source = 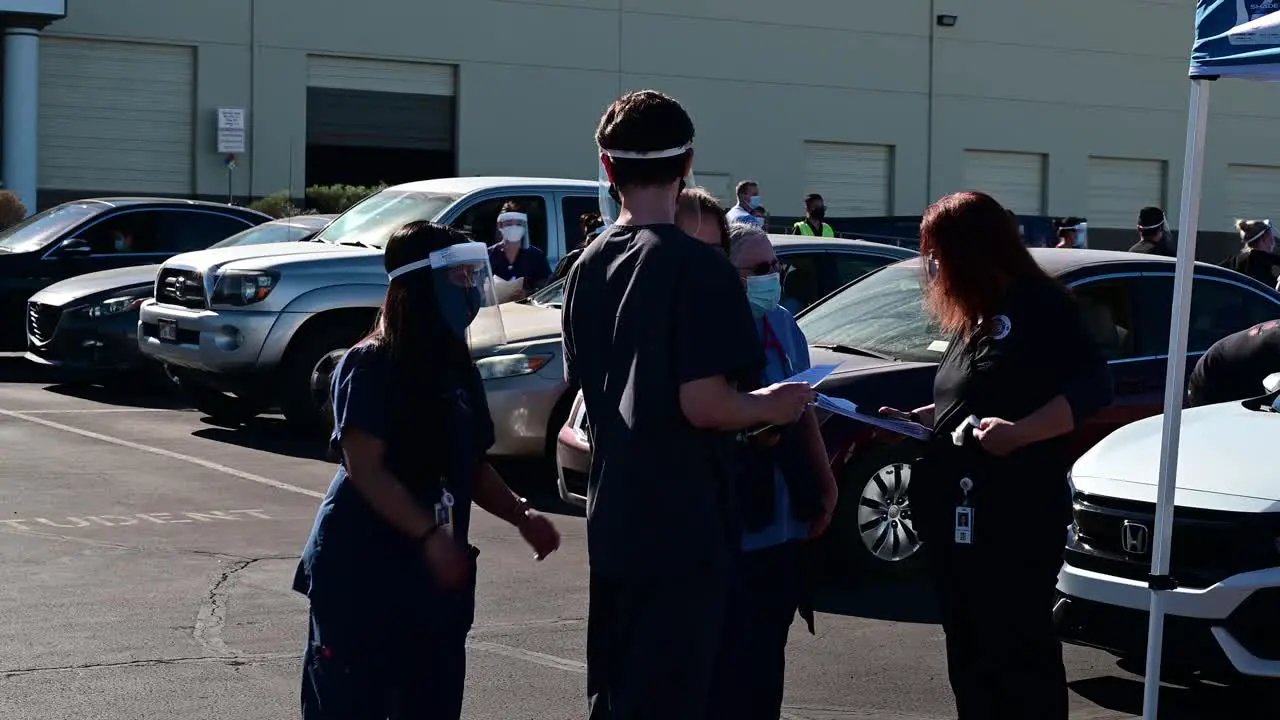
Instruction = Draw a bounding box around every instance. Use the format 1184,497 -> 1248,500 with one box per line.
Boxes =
216,107 -> 246,154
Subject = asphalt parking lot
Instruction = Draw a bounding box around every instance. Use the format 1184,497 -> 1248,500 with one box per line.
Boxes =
0,360 -> 1263,719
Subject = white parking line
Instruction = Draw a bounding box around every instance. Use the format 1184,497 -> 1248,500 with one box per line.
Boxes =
0,408 -> 324,500
10,408 -> 180,414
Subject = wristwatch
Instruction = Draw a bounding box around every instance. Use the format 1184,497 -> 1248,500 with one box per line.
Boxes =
511,497 -> 532,526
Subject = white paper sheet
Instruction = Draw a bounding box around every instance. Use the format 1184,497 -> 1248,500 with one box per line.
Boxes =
493,276 -> 524,303
784,364 -> 839,388
814,393 -> 933,441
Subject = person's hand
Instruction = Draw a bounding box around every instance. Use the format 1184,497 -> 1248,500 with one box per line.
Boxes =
423,530 -> 469,590
809,480 -> 838,539
518,511 -> 561,561
878,405 -> 934,428
756,382 -> 814,426
974,417 -> 1027,457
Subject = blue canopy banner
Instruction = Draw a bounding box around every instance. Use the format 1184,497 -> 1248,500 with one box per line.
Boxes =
1191,1 -> 1280,79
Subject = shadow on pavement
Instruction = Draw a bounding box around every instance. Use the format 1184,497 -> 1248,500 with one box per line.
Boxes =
42,379 -> 189,410
1070,672 -> 1278,718
811,572 -> 940,624
192,416 -> 332,461
0,353 -> 61,385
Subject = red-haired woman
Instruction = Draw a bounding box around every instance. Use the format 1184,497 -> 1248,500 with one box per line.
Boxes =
880,191 -> 1112,720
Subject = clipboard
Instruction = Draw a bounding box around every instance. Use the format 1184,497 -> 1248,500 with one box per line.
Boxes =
813,394 -> 932,441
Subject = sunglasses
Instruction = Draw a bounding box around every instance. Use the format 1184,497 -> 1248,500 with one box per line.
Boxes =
740,259 -> 781,277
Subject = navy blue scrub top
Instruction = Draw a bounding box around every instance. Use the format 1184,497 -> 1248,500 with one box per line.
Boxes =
488,243 -> 552,293
292,341 -> 495,607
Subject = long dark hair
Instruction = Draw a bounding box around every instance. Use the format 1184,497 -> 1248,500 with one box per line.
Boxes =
920,191 -> 1054,337
366,220 -> 474,384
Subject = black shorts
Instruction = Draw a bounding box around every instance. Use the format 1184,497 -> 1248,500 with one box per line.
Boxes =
586,571 -> 731,720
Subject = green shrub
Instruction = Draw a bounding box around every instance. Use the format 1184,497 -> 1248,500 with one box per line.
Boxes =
305,183 -> 386,214
248,190 -> 306,218
0,190 -> 27,230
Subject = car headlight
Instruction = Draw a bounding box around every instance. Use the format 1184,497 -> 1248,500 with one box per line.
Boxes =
476,353 -> 553,381
84,294 -> 148,318
210,270 -> 279,306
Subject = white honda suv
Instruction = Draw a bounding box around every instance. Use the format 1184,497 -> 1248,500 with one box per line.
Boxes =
1055,374 -> 1280,682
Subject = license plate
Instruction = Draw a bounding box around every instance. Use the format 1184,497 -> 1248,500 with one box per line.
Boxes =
157,319 -> 178,342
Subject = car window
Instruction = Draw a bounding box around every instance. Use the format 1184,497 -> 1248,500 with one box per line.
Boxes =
211,220 -> 321,249
778,251 -> 825,315
155,211 -> 255,253
829,252 -> 898,290
1069,277 -> 1138,360
561,195 -> 599,256
450,195 -> 548,254
798,264 -> 945,362
73,210 -> 164,255
528,277 -> 566,308
0,202 -> 101,254
313,189 -> 460,248
1187,276 -> 1280,353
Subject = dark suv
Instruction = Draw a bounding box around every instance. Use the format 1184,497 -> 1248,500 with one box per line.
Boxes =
0,198 -> 268,347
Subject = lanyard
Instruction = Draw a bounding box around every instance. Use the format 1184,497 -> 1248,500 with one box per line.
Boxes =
761,316 -> 793,377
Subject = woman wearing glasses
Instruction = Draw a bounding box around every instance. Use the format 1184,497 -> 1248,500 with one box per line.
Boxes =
710,222 -> 838,720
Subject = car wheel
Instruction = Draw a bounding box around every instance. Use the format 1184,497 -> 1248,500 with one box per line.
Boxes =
278,317 -> 368,431
831,444 -> 926,576
170,368 -> 267,425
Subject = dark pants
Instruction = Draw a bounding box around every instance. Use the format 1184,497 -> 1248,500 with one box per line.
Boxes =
709,541 -> 806,720
586,570 -> 731,720
925,538 -> 1068,720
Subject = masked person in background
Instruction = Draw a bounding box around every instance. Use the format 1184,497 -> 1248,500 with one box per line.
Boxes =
293,221 -> 560,720
487,201 -> 552,301
710,222 -> 838,720
552,212 -> 606,284
727,179 -> 765,227
1129,206 -> 1176,257
1222,218 -> 1280,288
879,192 -> 1111,720
563,89 -> 812,720
792,194 -> 835,237
677,186 -> 732,252
1054,217 -> 1087,248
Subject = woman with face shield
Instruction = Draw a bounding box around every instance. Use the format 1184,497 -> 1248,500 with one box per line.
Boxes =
292,221 -> 561,720
709,223 -> 838,720
1222,218 -> 1280,288
487,200 -> 552,302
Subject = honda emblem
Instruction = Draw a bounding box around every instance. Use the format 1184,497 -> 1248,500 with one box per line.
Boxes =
1121,521 -> 1149,555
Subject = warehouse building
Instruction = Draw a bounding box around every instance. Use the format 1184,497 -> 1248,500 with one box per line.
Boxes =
1,0 -> 1278,252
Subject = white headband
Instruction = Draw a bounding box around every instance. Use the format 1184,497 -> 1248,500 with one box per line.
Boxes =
387,241 -> 488,280
600,142 -> 692,160
1247,221 -> 1273,244
1138,219 -> 1165,230
497,212 -> 527,224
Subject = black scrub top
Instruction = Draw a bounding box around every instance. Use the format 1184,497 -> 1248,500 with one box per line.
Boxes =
292,342 -> 495,615
1187,319 -> 1280,407
488,243 -> 552,293
1222,248 -> 1280,288
918,277 -> 1113,547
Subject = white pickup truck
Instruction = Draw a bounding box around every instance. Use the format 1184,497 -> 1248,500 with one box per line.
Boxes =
138,176 -> 598,436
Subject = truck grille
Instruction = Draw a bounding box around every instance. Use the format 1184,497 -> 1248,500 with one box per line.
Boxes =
27,302 -> 62,344
155,268 -> 206,309
1065,492 -> 1279,589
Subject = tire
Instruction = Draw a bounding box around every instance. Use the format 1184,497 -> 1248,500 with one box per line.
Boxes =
829,443 -> 928,577
277,317 -> 369,431
170,368 -> 267,425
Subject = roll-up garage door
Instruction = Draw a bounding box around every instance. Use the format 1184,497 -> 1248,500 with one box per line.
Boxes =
962,150 -> 1045,215
1226,164 -> 1280,228
40,38 -> 194,194
1087,157 -> 1165,229
803,142 -> 892,217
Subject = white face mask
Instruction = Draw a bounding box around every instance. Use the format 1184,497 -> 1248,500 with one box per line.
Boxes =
500,225 -> 525,245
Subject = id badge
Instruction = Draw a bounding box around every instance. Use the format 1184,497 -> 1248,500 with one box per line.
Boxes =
954,506 -> 973,545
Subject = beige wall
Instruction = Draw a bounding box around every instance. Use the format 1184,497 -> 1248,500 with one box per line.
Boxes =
44,0 -> 1280,235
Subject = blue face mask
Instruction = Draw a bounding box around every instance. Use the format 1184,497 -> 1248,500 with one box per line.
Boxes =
745,272 -> 781,319
438,285 -> 483,338
748,194 -> 762,209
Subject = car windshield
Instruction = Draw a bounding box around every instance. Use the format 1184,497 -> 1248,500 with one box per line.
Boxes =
527,278 -> 566,308
312,190 -> 461,249
797,263 -> 949,363
0,202 -> 102,254
210,219 -> 324,249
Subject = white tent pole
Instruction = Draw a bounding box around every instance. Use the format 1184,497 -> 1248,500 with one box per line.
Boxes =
1141,75 -> 1212,720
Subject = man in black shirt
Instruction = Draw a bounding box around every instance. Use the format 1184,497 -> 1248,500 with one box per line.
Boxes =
1129,206 -> 1176,257
1187,319 -> 1280,407
562,90 -> 813,720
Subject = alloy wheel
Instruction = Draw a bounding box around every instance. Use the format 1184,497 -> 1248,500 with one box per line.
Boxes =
856,461 -> 922,563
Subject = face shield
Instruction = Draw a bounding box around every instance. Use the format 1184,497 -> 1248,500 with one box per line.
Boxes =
597,143 -> 695,226
1072,221 -> 1088,248
496,212 -> 529,247
387,241 -> 507,354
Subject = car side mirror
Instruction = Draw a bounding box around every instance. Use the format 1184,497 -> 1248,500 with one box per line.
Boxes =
58,237 -> 91,256
1264,372 -> 1280,395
